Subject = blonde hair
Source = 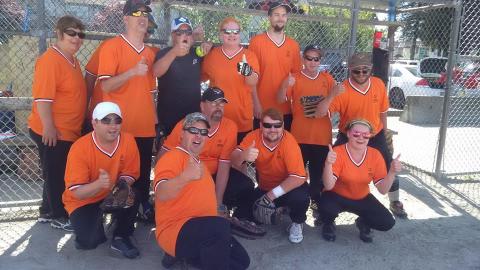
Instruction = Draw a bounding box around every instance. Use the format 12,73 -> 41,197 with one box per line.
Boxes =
345,119 -> 373,133
218,17 -> 241,32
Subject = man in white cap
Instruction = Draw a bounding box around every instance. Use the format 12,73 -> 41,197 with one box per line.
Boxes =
62,102 -> 141,259
153,16 -> 213,137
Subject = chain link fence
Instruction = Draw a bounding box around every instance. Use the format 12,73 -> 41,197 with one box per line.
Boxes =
0,0 -> 477,221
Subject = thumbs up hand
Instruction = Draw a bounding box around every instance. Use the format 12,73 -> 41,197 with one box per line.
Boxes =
96,168 -> 112,190
132,56 -> 148,76
325,144 -> 337,165
237,54 -> 253,76
287,72 -> 295,87
181,156 -> 203,181
390,154 -> 402,174
243,140 -> 259,162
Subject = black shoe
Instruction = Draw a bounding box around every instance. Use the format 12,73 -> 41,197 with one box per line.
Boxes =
161,253 -> 178,268
111,237 -> 140,259
355,218 -> 373,243
321,222 -> 336,242
38,213 -> 53,223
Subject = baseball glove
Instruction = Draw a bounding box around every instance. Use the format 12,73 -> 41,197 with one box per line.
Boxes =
300,95 -> 324,118
100,178 -> 135,212
252,195 -> 278,225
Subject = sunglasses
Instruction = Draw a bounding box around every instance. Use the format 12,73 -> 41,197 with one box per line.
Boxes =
304,55 -> 320,62
184,127 -> 209,136
174,29 -> 193,36
351,131 -> 371,139
64,29 -> 86,39
351,69 -> 371,75
222,29 -> 240,35
99,116 -> 122,125
130,10 -> 149,17
262,122 -> 283,129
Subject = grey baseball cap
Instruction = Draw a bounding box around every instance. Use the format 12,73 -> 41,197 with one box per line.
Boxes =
183,112 -> 210,129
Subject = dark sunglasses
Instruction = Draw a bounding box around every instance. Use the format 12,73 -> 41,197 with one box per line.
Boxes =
184,127 -> 209,136
304,55 -> 320,62
99,116 -> 122,125
222,29 -> 240,35
351,69 -> 371,75
64,29 -> 86,39
262,122 -> 283,129
130,10 -> 149,17
174,29 -> 193,36
351,131 -> 371,139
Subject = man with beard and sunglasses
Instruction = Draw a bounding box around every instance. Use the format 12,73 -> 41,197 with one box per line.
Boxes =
316,52 -> 408,219
157,87 -> 265,239
63,102 -> 141,258
231,108 -> 309,244
153,16 -> 213,137
276,45 -> 345,221
154,112 -> 250,269
248,1 -> 302,131
96,0 -> 157,224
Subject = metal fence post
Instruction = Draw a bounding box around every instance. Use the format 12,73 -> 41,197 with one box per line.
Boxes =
37,0 -> 47,54
434,0 -> 463,178
347,0 -> 360,56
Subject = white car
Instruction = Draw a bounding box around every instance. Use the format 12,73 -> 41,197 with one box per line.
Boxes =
388,63 -> 444,109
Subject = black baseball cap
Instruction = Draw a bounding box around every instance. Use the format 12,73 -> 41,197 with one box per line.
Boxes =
123,0 -> 152,15
268,1 -> 292,15
201,87 -> 229,103
304,45 -> 323,56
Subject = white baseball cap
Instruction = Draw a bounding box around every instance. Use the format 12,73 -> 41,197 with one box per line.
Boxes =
171,17 -> 192,32
92,102 -> 122,120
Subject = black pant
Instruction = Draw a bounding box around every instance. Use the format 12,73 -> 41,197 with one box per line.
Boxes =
133,137 -> 154,205
29,129 -> 71,218
175,216 -> 250,270
236,131 -> 250,145
334,130 -> 399,192
69,200 -> 138,249
243,181 -> 310,223
318,191 -> 395,231
213,169 -> 255,219
253,113 -> 293,132
299,144 -> 329,202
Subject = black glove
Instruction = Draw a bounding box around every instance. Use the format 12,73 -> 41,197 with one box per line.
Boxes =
237,62 -> 253,76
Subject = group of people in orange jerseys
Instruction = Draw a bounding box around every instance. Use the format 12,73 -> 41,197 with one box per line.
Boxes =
28,0 -> 407,268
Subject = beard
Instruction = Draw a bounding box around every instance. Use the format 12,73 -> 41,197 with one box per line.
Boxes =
211,110 -> 223,122
273,24 -> 284,32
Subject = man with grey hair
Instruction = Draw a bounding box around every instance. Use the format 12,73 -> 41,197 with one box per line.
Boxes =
316,52 -> 407,219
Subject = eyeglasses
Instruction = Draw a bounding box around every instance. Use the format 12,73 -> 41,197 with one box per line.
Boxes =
351,131 -> 371,139
351,69 -> 371,75
64,29 -> 86,39
304,55 -> 320,62
174,29 -> 193,36
130,10 -> 149,17
222,29 -> 240,35
99,116 -> 122,125
184,127 -> 209,136
262,122 -> 283,129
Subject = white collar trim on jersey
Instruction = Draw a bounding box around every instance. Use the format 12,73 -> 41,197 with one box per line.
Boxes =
301,70 -> 320,80
261,131 -> 284,152
92,132 -> 120,158
51,45 -> 76,67
266,32 -> 285,47
221,46 -> 243,60
348,78 -> 371,95
345,143 -> 367,167
120,34 -> 145,54
175,146 -> 200,163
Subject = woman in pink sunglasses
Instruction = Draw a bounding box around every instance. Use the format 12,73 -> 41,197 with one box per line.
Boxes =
318,119 -> 402,243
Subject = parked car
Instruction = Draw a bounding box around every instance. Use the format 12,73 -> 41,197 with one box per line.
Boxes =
394,59 -> 419,66
438,61 -> 480,96
388,63 -> 444,109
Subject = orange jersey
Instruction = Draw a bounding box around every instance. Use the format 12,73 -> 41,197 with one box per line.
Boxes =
62,132 -> 140,214
162,117 -> 238,174
329,77 -> 389,135
236,129 -> 306,190
85,40 -> 109,119
287,71 -> 335,145
97,35 -> 157,137
331,144 -> 387,200
28,46 -> 87,142
249,32 -> 301,115
147,45 -> 160,55
201,47 -> 259,132
154,147 -> 217,256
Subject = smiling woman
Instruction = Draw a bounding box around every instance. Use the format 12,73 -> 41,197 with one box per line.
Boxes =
27,15 -> 87,233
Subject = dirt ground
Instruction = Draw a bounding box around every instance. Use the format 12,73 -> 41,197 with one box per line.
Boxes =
1,170 -> 479,270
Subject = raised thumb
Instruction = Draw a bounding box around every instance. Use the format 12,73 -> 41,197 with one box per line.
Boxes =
242,53 -> 247,63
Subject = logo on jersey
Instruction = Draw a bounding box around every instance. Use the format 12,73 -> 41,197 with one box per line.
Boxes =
193,58 -> 199,65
